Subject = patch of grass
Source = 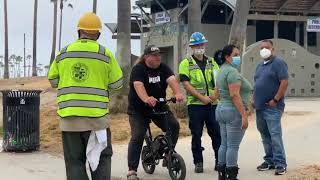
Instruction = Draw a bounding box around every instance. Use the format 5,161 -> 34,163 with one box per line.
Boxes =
0,126 -> 3,137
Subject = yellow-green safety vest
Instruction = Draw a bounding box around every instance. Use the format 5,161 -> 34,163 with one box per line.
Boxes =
48,39 -> 123,118
179,56 -> 219,105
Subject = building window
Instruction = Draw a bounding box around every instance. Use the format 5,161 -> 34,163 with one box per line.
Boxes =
308,32 -> 317,47
291,73 -> 295,78
291,89 -> 295,94
311,81 -> 315,86
301,66 -> 305,69
311,74 -> 316,78
301,89 -> 305,94
315,63 -> 320,69
311,89 -> 315,93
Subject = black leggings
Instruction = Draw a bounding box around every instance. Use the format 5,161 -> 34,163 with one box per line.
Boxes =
127,111 -> 180,171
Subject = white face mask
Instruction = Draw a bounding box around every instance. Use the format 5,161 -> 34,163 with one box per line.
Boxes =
260,48 -> 272,59
193,48 -> 205,56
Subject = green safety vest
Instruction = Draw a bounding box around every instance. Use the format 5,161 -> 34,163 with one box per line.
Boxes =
179,56 -> 219,105
48,39 -> 123,118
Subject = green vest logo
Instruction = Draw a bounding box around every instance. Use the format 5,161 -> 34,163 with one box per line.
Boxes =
71,63 -> 89,82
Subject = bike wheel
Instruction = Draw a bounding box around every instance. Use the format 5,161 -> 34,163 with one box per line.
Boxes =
141,146 -> 156,174
168,153 -> 186,180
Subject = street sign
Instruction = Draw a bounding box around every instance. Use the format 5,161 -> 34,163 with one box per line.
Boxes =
155,11 -> 170,25
307,17 -> 320,32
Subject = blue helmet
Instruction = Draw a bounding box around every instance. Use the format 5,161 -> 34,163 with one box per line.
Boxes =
189,32 -> 208,46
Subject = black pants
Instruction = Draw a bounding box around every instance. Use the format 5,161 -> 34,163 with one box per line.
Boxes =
62,129 -> 112,180
188,105 -> 221,164
127,111 -> 180,171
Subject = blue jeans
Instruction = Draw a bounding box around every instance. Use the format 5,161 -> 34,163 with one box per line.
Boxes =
216,104 -> 245,167
188,105 -> 221,164
256,107 -> 287,168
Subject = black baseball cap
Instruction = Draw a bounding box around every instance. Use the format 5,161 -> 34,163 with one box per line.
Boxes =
143,45 -> 161,55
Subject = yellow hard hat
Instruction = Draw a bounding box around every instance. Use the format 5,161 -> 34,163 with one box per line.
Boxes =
77,12 -> 102,31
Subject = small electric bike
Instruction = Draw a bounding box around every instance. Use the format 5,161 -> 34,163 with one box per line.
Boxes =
141,98 -> 186,180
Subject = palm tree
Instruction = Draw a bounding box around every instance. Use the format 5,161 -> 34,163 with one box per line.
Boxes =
50,0 -> 58,64
27,55 -> 32,76
9,63 -> 14,78
58,0 -> 73,51
9,55 -> 16,77
32,0 -> 38,77
49,0 -> 72,64
0,56 -> 4,78
117,1 -> 131,67
0,62 -> 4,78
93,0 -> 97,13
117,0 -> 131,92
15,56 -> 23,77
4,0 -> 9,79
188,0 -> 202,37
228,0 -> 251,53
37,63 -> 43,76
44,65 -> 50,75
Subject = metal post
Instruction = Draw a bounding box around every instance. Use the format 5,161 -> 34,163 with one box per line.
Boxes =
295,22 -> 300,44
304,21 -> 308,49
274,20 -> 279,38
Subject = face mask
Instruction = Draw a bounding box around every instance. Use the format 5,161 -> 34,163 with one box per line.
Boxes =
232,56 -> 241,69
260,48 -> 272,59
193,48 -> 205,56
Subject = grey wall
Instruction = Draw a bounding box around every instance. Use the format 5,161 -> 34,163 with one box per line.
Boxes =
242,39 -> 320,97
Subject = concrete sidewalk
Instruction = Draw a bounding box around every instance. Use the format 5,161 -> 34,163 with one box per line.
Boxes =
1,98 -> 320,180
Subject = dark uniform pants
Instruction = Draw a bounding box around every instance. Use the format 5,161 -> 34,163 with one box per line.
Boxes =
188,105 -> 221,164
62,128 -> 112,180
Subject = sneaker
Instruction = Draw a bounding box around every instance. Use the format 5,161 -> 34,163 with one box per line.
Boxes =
127,171 -> 139,180
257,162 -> 275,171
275,166 -> 286,175
195,163 -> 204,173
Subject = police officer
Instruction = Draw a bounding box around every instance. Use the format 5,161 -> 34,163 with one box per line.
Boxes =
48,12 -> 123,180
179,32 -> 221,173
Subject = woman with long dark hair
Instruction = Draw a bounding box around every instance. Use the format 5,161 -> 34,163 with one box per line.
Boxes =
214,45 -> 252,180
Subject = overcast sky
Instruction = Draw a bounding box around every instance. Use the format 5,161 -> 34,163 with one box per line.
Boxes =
0,0 -> 141,66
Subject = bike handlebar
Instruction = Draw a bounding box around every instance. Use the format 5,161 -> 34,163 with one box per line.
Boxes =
158,97 -> 177,104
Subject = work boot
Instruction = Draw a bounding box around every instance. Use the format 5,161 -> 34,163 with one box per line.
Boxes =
194,162 -> 204,173
214,159 -> 219,171
214,149 -> 219,171
226,166 -> 239,180
216,164 -> 226,180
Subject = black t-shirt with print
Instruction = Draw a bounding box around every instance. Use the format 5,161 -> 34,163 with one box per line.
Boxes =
128,63 -> 174,114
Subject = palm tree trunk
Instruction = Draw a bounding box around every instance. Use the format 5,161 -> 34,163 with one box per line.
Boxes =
188,0 -> 202,37
50,0 -> 58,64
117,0 -> 131,68
117,0 -> 131,92
4,0 -> 9,79
58,0 -> 63,51
228,0 -> 250,53
32,0 -> 38,76
93,0 -> 97,13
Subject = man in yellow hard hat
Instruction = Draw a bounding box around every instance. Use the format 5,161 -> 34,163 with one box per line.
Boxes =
48,12 -> 123,180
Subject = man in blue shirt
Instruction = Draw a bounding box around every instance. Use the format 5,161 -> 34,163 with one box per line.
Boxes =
253,39 -> 289,176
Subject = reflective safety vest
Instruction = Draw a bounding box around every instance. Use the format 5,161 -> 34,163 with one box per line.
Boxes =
48,39 -> 123,118
179,56 -> 219,105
